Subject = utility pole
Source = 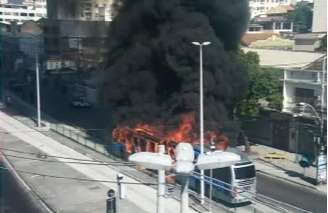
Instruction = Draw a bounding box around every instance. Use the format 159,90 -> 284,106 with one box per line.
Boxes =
298,102 -> 326,184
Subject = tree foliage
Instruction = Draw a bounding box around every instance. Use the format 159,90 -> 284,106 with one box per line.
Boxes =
288,2 -> 313,33
317,35 -> 327,52
236,50 -> 283,117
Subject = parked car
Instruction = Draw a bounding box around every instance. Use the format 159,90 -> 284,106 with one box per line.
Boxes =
70,97 -> 91,108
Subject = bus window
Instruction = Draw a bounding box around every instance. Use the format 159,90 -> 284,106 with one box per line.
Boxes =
212,167 -> 232,184
234,165 -> 255,179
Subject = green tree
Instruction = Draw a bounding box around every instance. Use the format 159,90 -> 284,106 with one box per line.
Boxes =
317,35 -> 327,52
236,50 -> 283,117
288,2 -> 313,33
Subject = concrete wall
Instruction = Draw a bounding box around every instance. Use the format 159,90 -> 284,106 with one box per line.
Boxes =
293,40 -> 322,51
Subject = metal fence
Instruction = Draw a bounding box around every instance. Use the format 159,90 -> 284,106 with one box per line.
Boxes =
6,90 -> 115,158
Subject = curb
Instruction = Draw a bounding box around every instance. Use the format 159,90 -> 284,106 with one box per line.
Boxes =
256,169 -> 327,196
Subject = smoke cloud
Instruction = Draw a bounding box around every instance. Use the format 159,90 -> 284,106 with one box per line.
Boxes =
102,0 -> 250,131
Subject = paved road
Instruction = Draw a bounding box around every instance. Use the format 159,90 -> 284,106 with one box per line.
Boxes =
257,173 -> 327,213
9,84 -> 328,213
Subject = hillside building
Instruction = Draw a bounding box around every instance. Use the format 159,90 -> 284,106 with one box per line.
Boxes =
0,0 -> 46,24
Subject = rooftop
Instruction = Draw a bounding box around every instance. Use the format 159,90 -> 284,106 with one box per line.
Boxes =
243,47 -> 326,69
242,32 -> 278,46
294,33 -> 327,40
266,5 -> 294,15
253,15 -> 288,22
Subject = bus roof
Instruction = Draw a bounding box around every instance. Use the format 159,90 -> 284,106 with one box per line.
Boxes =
193,145 -> 251,163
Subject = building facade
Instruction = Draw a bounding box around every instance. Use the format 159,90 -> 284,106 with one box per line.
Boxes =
249,15 -> 294,33
312,0 -> 327,33
282,56 -> 327,117
0,0 -> 46,24
47,0 -> 112,21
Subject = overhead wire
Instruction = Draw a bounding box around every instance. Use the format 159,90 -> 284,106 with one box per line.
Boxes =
0,128 -> 105,133
0,147 -> 135,166
0,166 -> 156,186
2,153 -> 135,166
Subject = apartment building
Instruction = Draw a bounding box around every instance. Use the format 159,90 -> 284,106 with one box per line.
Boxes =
282,56 -> 327,118
0,0 -> 46,24
47,0 -> 113,21
249,0 -> 292,18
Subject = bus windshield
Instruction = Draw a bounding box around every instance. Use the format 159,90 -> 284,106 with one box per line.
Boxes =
234,165 -> 256,179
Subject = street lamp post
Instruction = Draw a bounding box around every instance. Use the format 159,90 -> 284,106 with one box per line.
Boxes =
192,41 -> 211,204
298,102 -> 326,184
35,52 -> 41,128
129,143 -> 240,213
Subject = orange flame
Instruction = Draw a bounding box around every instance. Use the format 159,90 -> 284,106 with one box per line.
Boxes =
165,112 -> 196,143
112,112 -> 230,153
134,123 -> 161,137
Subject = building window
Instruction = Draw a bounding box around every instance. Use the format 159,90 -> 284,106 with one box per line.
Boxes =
275,22 -> 281,29
294,88 -> 316,106
29,13 -> 35,17
283,22 -> 291,29
20,13 -> 27,16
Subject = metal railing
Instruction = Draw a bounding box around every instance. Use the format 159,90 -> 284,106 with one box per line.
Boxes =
5,90 -> 113,158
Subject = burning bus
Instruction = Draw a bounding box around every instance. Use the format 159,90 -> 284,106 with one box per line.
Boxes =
110,113 -> 256,204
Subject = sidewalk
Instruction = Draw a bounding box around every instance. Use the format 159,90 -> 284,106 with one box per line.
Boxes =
0,110 -> 198,213
238,144 -> 327,194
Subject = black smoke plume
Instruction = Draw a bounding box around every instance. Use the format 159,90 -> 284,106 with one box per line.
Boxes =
102,0 -> 250,131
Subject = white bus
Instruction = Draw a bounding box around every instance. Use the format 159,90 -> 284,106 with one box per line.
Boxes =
190,147 -> 256,204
